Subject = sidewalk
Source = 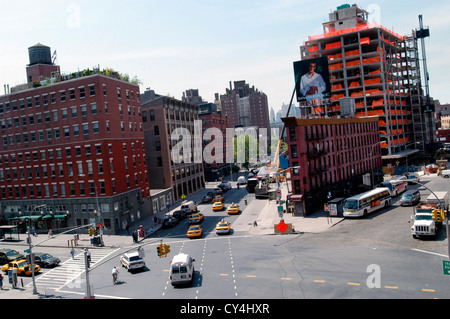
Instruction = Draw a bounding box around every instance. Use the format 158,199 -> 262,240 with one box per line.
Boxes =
246,183 -> 343,235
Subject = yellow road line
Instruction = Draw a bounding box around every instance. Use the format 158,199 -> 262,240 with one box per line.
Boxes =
219,273 -> 229,276
281,277 -> 292,281
347,282 -> 360,286
314,280 -> 325,283
422,289 -> 435,293
246,275 -> 257,278
384,286 -> 399,289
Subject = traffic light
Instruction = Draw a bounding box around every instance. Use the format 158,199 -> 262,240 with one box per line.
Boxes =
157,244 -> 162,257
432,209 -> 439,221
163,244 -> 170,257
88,228 -> 93,236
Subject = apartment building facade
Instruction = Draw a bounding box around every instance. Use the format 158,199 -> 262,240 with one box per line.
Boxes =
299,4 -> 436,162
282,116 -> 382,216
198,103 -> 232,181
141,93 -> 205,202
220,80 -> 270,130
0,71 -> 151,234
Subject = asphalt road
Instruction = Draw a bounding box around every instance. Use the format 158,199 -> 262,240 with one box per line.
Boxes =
2,175 -> 449,299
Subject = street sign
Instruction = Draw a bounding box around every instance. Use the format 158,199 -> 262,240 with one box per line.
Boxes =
24,249 -> 30,254
443,260 -> 450,276
277,206 -> 283,218
276,220 -> 288,234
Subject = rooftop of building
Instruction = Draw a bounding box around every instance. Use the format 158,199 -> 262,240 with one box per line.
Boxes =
281,115 -> 380,126
1,67 -> 141,98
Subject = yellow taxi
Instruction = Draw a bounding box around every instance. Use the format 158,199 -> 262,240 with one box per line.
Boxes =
227,203 -> 240,215
2,259 -> 41,276
188,213 -> 204,224
215,220 -> 231,235
212,201 -> 225,211
187,225 -> 203,238
213,195 -> 224,203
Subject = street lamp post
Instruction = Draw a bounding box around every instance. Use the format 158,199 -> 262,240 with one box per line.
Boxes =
26,204 -> 46,295
370,141 -> 382,188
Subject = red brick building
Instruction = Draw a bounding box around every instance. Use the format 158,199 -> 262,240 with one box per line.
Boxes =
282,116 -> 382,216
198,103 -> 233,181
0,70 -> 150,234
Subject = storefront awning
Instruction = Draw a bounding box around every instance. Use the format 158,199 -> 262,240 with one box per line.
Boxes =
288,194 -> 303,202
19,215 -> 42,221
53,215 -> 67,221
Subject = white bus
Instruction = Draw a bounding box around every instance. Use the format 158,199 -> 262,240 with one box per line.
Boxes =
343,187 -> 392,217
379,176 -> 408,197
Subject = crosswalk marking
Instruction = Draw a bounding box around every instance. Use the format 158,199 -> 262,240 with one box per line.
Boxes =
27,248 -> 119,291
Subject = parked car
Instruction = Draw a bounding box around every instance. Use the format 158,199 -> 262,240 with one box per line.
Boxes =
2,259 -> 41,276
172,210 -> 188,220
31,253 -> 61,268
162,217 -> 179,229
0,249 -> 25,266
213,187 -> 223,195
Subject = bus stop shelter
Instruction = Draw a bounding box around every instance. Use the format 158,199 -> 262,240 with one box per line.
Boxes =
0,225 -> 20,241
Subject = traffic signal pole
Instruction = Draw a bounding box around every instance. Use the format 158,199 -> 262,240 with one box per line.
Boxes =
84,248 -> 93,299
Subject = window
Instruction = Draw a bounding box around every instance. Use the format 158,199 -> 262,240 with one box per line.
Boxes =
69,89 -> 76,100
60,91 -> 66,102
89,85 -> 95,97
79,87 -> 85,99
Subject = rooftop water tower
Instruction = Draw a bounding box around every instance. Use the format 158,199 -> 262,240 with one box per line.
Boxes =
28,43 -> 52,65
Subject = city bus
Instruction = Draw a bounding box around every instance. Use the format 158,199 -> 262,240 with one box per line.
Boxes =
379,175 -> 408,197
343,187 -> 392,217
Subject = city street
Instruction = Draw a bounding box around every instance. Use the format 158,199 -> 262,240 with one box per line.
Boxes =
1,174 -> 449,299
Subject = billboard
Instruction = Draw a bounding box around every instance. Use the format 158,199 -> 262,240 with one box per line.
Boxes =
293,57 -> 331,102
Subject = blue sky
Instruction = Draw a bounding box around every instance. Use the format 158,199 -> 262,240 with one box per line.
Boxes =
1,0 -> 449,112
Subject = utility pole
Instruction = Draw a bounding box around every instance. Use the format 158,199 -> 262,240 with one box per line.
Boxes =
84,248 -> 93,299
27,228 -> 38,295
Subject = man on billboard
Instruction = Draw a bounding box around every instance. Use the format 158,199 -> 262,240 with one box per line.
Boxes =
294,57 -> 331,102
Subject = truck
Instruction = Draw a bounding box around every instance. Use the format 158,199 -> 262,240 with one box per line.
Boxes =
426,191 -> 449,210
410,191 -> 448,239
410,202 -> 442,239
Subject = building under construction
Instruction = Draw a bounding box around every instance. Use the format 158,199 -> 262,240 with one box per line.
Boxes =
299,4 -> 436,163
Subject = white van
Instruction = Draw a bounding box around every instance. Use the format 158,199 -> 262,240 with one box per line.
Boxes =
180,200 -> 198,214
169,253 -> 195,286
442,170 -> 450,178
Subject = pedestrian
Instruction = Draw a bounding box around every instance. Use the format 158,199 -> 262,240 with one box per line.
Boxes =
126,223 -> 130,235
153,216 -> 157,224
71,247 -> 75,259
48,228 -> 53,238
0,272 -> 3,290
132,230 -> 138,243
31,226 -> 37,237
